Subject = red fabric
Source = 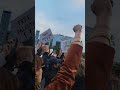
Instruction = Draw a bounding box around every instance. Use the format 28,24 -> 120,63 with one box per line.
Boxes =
86,41 -> 115,90
38,41 -> 115,90
38,44 -> 83,90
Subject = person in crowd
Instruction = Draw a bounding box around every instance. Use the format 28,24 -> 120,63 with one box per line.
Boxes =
56,49 -> 64,61
45,56 -> 62,87
72,58 -> 85,90
41,45 -> 50,80
35,55 -> 44,88
42,45 -> 50,64
3,36 -> 18,71
86,0 -> 115,90
0,67 -> 20,90
16,46 -> 34,90
35,24 -> 83,90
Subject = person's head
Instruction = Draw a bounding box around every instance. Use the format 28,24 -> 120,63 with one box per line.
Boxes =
16,46 -> 33,64
35,55 -> 43,84
42,45 -> 49,53
49,57 -> 61,69
53,63 -> 61,69
0,68 -> 20,90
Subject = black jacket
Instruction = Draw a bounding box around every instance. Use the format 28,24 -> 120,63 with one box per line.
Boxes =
4,48 -> 16,71
17,61 -> 34,90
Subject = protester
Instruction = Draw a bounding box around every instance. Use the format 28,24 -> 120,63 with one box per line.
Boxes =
72,58 -> 85,90
42,45 -> 50,63
56,49 -> 64,61
35,55 -> 44,88
35,44 -> 64,87
0,67 -> 20,90
0,34 -> 35,90
86,0 -> 115,90
35,24 -> 83,90
41,45 -> 50,82
45,56 -> 62,86
16,46 -> 34,90
3,37 -> 18,71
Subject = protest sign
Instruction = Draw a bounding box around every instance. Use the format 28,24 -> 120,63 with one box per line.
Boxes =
61,39 -> 73,52
0,11 -> 11,44
40,28 -> 53,44
11,7 -> 35,42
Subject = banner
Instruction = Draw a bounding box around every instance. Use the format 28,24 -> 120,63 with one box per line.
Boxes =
11,7 -> 35,42
40,28 -> 53,44
61,39 -> 72,52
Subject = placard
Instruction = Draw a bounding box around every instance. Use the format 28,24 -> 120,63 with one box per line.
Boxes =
40,28 -> 53,43
61,39 -> 72,52
11,7 -> 35,42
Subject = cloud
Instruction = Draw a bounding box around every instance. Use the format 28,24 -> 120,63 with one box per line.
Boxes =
35,12 -> 60,34
36,12 -> 69,35
36,12 -> 85,37
71,0 -> 85,9
35,12 -> 85,52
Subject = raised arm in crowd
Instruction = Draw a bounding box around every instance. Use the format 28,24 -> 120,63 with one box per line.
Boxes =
86,0 -> 115,90
36,25 -> 83,90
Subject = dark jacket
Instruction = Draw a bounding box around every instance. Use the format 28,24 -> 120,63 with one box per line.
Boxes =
72,76 -> 85,90
38,44 -> 83,90
17,61 -> 34,90
42,52 -> 50,78
4,48 -> 16,71
42,52 -> 50,64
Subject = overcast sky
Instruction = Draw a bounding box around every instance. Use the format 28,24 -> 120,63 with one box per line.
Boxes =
0,0 -> 34,21
1,0 -> 119,52
35,0 -> 85,51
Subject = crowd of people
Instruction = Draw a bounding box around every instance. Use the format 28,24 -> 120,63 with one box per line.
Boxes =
0,33 -> 34,90
0,24 -> 85,90
35,26 -> 85,89
0,0 -> 116,90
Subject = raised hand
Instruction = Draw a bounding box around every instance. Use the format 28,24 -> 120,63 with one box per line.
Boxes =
91,0 -> 113,16
73,24 -> 82,33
